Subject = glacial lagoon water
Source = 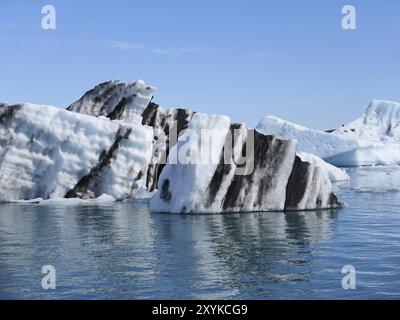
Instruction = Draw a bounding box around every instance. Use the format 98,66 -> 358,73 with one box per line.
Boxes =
1,166 -> 400,300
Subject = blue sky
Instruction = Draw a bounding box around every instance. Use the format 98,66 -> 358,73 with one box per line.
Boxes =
1,0 -> 400,130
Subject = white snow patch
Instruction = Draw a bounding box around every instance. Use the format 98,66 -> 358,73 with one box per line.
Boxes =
38,194 -> 116,205
334,100 -> 400,142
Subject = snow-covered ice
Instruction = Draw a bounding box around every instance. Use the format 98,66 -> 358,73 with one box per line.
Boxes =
0,103 -> 153,202
150,113 -> 342,213
297,152 -> 349,182
333,100 -> 400,142
10,193 -> 116,205
256,100 -> 400,167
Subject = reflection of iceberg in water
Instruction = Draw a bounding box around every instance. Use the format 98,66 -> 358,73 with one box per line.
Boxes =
151,209 -> 338,299
284,210 -> 338,244
0,201 -> 338,299
67,201 -> 162,298
0,201 -> 161,299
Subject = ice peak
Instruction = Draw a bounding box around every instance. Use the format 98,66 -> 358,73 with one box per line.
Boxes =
67,79 -> 155,121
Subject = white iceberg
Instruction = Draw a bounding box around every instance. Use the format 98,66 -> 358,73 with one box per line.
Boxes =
10,193 -> 117,206
297,152 -> 349,182
256,100 -> 400,167
333,100 -> 400,142
141,102 -> 194,192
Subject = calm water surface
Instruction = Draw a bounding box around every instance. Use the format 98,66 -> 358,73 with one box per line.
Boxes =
1,166 -> 400,299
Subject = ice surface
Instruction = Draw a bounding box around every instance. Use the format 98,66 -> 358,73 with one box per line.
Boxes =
141,102 -> 194,192
256,121 -> 349,181
150,113 -> 232,213
256,115 -> 363,159
150,113 -> 342,213
39,194 -> 116,205
0,103 -> 153,201
297,152 -> 349,182
333,100 -> 400,142
68,81 -> 195,193
256,100 -> 400,167
67,80 -> 155,124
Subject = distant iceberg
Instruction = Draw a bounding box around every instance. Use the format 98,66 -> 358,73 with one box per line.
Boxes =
333,100 -> 400,142
256,100 -> 400,167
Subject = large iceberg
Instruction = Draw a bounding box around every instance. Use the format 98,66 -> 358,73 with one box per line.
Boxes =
68,81 -> 195,192
0,80 -> 346,211
256,100 -> 400,167
150,113 -> 343,213
0,103 -> 153,201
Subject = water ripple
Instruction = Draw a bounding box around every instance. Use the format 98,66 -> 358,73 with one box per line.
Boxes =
1,167 -> 400,299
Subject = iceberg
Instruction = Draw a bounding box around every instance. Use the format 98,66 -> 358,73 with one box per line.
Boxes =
333,100 -> 400,142
150,113 -> 343,213
0,103 -> 153,201
256,100 -> 400,167
68,80 -> 195,192
1,80 -> 345,210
